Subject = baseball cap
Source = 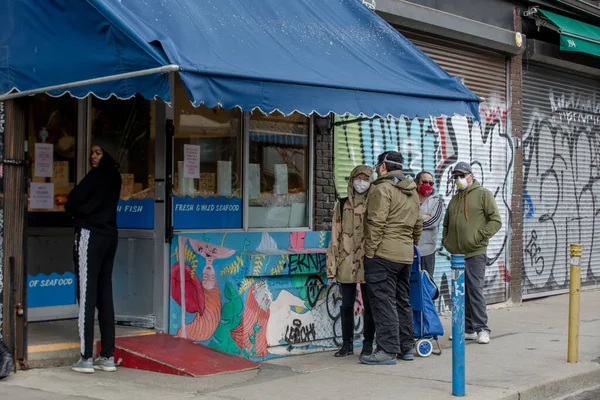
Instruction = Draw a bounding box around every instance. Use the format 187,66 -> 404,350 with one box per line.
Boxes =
454,162 -> 472,175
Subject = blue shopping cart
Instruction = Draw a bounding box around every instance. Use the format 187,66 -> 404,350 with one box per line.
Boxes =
409,246 -> 444,357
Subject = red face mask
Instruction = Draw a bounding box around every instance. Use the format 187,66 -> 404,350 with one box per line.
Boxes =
418,184 -> 434,197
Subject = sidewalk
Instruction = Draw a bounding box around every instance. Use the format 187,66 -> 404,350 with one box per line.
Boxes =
3,290 -> 600,400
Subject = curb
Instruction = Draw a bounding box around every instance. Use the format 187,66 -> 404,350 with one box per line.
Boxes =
499,366 -> 600,400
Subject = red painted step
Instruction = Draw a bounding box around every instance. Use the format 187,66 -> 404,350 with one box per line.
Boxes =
98,334 -> 259,377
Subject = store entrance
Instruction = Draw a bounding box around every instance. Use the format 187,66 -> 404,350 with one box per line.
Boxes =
24,94 -> 165,365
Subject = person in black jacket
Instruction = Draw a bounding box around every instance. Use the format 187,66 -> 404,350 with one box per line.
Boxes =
65,144 -> 122,374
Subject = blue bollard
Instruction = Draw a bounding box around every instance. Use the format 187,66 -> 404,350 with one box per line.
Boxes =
451,254 -> 466,397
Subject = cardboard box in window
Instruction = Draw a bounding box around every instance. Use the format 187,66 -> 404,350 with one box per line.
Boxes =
199,173 -> 216,193
121,174 -> 135,199
52,161 -> 69,184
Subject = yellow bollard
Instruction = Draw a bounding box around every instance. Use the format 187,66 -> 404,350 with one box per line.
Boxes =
568,244 -> 582,363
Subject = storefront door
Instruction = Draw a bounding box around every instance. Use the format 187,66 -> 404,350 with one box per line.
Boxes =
27,95 -> 167,329
27,95 -> 83,322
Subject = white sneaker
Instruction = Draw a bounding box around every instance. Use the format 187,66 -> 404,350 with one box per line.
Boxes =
477,330 -> 490,344
449,332 -> 478,341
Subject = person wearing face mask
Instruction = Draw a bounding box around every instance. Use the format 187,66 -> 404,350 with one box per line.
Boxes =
327,165 -> 376,358
360,151 -> 422,365
442,161 -> 502,345
415,171 -> 444,278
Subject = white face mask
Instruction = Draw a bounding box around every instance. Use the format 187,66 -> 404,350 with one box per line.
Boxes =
456,177 -> 469,191
369,171 -> 378,182
353,180 -> 371,194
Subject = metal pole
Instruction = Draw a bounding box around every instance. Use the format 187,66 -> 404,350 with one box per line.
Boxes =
451,254 -> 466,397
0,65 -> 181,102
568,243 -> 582,363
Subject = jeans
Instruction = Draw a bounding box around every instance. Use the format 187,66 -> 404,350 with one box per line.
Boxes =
364,256 -> 413,354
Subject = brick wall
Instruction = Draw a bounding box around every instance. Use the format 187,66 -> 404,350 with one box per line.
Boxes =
313,117 -> 335,231
509,7 -> 524,304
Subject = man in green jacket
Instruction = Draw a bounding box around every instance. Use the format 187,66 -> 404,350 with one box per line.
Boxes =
442,161 -> 502,345
360,151 -> 423,365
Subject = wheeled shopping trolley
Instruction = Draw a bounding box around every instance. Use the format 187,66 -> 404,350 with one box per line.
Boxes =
409,246 -> 444,357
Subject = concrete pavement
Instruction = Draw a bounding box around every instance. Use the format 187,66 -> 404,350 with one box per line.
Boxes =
2,290 -> 600,400
562,385 -> 600,400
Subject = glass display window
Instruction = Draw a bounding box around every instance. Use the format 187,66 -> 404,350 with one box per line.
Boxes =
248,111 -> 309,228
171,78 -> 314,231
173,78 -> 242,229
90,96 -> 155,229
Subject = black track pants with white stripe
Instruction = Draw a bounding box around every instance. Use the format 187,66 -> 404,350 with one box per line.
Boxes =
73,228 -> 118,360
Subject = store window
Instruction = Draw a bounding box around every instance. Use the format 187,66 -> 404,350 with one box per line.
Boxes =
171,79 -> 311,231
91,97 -> 155,229
248,111 -> 309,228
173,80 -> 242,229
27,95 -> 78,227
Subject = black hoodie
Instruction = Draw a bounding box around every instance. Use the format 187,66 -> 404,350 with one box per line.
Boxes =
65,149 -> 122,236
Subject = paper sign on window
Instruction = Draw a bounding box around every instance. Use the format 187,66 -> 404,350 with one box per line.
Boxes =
217,160 -> 232,197
274,164 -> 288,195
52,161 -> 69,184
30,182 -> 54,210
183,144 -> 200,178
34,143 -> 54,178
177,161 -> 195,196
248,163 -> 261,199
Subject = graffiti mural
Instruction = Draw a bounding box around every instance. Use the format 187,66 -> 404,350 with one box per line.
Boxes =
522,85 -> 600,296
169,231 -> 366,361
333,95 -> 512,310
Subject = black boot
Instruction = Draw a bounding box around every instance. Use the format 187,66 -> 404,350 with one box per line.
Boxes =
360,341 -> 373,357
335,343 -> 354,357
335,305 -> 355,357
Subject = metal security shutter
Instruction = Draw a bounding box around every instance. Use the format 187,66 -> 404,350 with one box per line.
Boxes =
522,63 -> 600,299
401,31 -> 507,101
334,32 -> 511,306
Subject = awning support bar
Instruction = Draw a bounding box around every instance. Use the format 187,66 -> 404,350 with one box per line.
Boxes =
0,64 -> 181,101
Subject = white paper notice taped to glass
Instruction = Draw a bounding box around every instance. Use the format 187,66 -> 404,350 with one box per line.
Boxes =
34,143 -> 54,177
248,163 -> 261,199
217,160 -> 232,197
274,164 -> 288,195
183,144 -> 200,178
30,182 -> 54,209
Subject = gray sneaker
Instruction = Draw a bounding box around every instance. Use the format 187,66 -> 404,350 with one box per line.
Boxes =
72,357 -> 94,374
359,348 -> 397,365
93,356 -> 117,372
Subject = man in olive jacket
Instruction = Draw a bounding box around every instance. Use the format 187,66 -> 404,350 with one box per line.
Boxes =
360,151 -> 423,365
443,161 -> 502,345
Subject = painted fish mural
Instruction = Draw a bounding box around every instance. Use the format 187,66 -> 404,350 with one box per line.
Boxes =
169,231 -> 357,362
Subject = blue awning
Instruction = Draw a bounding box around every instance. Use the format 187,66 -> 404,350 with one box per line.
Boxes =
0,0 -> 170,101
1,0 -> 480,120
